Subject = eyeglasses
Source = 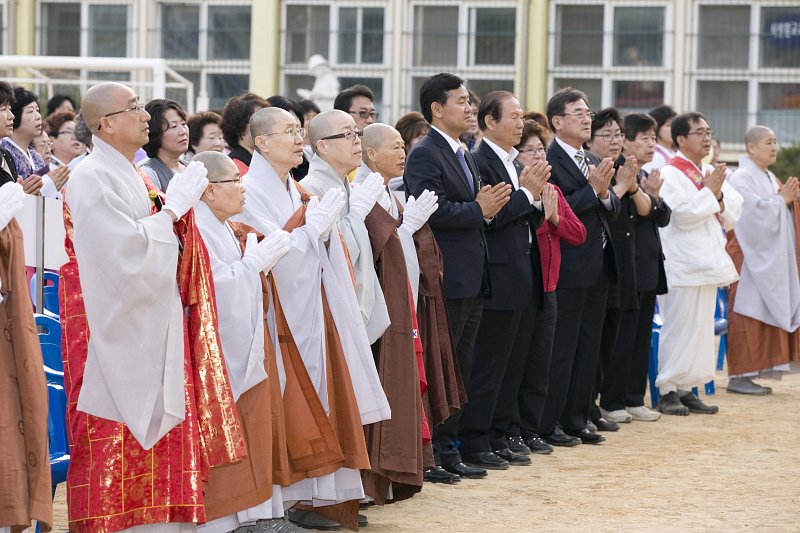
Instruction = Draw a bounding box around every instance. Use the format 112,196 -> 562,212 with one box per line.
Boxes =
594,132 -> 625,142
320,129 -> 363,142
686,130 -> 714,139
263,127 -> 306,139
210,178 -> 242,185
519,147 -> 546,155
349,110 -> 378,121
57,129 -> 75,137
560,111 -> 595,121
33,141 -> 54,151
98,103 -> 146,130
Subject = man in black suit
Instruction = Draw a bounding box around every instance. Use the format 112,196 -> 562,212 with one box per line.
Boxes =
539,87 -> 619,446
457,91 -> 550,469
404,73 -> 511,481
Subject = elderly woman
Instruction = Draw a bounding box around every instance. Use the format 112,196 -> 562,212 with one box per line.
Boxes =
45,111 -> 84,167
186,111 -> 224,160
395,112 -> 429,156
506,118 -> 586,455
140,99 -> 190,191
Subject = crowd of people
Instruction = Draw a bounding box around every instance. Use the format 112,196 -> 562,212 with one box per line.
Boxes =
1,71 -> 798,533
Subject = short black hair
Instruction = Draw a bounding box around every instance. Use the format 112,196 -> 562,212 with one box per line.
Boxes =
220,92 -> 269,148
546,87 -> 589,132
47,94 -> 77,117
671,112 -> 707,147
478,91 -> 514,131
648,104 -> 677,136
333,84 -> 374,113
266,95 -> 305,126
623,113 -> 657,142
0,82 -> 14,108
187,111 -> 221,152
590,107 -> 623,139
143,99 -> 186,158
419,73 -> 465,124
298,99 -> 320,116
11,87 -> 39,129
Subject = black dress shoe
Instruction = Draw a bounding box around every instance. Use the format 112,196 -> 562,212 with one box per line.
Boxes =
506,435 -> 531,455
462,452 -> 509,470
564,428 -> 606,444
592,417 -> 620,432
423,466 -> 460,484
679,392 -> 719,414
494,448 -> 532,465
524,435 -> 554,455
541,427 -> 581,447
442,462 -> 489,478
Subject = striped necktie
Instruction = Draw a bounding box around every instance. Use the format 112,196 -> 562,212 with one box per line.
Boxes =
575,150 -> 590,178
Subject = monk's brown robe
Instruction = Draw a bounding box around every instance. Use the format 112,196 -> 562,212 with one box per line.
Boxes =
726,201 -> 800,375
361,204 -> 424,504
0,219 -> 53,532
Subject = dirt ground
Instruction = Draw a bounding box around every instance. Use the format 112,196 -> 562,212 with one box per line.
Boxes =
51,370 -> 800,532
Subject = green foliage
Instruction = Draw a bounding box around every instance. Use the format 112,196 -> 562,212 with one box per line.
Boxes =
772,145 -> 800,182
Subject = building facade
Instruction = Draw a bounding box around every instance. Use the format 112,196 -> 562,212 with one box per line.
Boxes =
0,0 -> 797,148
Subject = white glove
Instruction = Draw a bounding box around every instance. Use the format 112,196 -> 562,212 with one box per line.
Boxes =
242,231 -> 291,273
305,189 -> 345,239
377,187 -> 393,212
399,189 -> 438,234
163,161 -> 209,220
0,182 -> 25,231
349,172 -> 384,221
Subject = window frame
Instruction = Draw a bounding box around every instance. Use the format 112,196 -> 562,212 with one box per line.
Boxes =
37,0 -> 135,58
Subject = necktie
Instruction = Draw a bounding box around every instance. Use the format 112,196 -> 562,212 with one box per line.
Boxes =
577,150 -> 607,248
575,150 -> 590,178
456,147 -> 476,195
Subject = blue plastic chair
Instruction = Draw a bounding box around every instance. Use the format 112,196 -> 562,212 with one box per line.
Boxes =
45,380 -> 69,497
35,314 -> 63,387
715,287 -> 729,370
30,271 -> 60,318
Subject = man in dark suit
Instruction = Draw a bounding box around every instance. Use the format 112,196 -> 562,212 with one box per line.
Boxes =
539,87 -> 619,446
457,91 -> 550,469
404,73 -> 511,481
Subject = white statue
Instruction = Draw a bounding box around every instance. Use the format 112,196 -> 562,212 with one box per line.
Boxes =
296,54 -> 339,112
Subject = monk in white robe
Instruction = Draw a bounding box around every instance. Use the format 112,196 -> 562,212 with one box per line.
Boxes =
233,107 -> 389,531
193,152 -> 298,532
656,112 -> 742,416
725,126 -> 800,394
61,82 -> 245,533
301,110 -> 390,344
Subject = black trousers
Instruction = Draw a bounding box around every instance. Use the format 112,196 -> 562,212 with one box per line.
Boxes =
510,291 -> 557,440
458,293 -> 539,454
539,276 -> 609,434
600,291 -> 657,410
592,306 -> 623,420
433,294 -> 484,466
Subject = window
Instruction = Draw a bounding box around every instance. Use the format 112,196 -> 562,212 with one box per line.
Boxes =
613,81 -> 664,112
471,8 -> 516,66
555,5 -> 603,67
208,6 -> 250,60
339,7 -> 384,64
698,5 -> 749,69
40,2 -> 131,57
285,5 -> 329,64
89,5 -> 128,57
412,6 -> 458,67
758,83 -> 800,144
40,3 -> 80,56
466,79 -> 515,99
553,78 -> 602,109
613,7 -> 665,67
696,81 -> 748,143
760,7 -> 800,68
156,2 -> 252,113
161,4 -> 199,59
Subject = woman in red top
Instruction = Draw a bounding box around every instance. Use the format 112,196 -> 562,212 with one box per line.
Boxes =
507,119 -> 585,454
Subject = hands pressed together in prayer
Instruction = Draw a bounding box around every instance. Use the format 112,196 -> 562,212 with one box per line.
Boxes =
476,182 -> 512,218
400,189 -> 438,235
613,156 -> 639,198
640,168 -> 663,199
350,172 -> 384,221
779,176 -> 800,205
305,188 -> 346,240
519,160 -> 551,200
588,158 -> 615,199
243,231 -> 291,273
702,164 -> 727,200
542,183 -> 559,226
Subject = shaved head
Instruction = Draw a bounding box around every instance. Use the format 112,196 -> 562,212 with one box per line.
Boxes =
80,82 -> 134,132
745,125 -> 773,147
193,151 -> 238,183
362,123 -> 396,153
309,109 -> 351,149
250,107 -> 293,139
